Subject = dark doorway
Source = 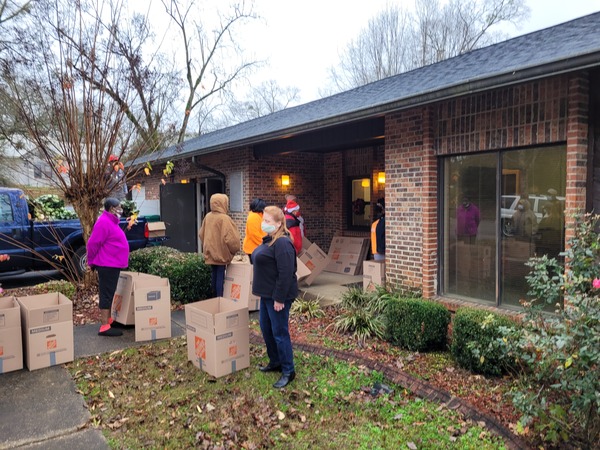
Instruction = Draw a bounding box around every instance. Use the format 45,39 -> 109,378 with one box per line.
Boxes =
160,183 -> 198,252
199,177 -> 225,217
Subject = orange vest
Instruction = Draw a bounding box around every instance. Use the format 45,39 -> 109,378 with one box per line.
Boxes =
371,219 -> 380,255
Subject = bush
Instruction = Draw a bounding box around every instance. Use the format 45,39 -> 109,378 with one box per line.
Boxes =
451,307 -> 517,376
291,294 -> 325,320
128,246 -> 180,272
332,287 -> 385,343
384,297 -> 450,352
129,247 -> 211,303
32,280 -> 77,299
503,213 -> 600,447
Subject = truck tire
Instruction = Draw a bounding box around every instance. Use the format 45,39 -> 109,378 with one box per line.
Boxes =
73,246 -> 88,277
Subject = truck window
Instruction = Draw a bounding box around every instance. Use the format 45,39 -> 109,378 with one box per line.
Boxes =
0,194 -> 14,222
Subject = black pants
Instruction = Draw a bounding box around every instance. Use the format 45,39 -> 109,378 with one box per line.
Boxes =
96,266 -> 121,310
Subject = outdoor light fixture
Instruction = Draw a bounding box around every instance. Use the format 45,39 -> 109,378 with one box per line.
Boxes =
281,174 -> 290,186
378,172 -> 386,184
361,178 -> 370,187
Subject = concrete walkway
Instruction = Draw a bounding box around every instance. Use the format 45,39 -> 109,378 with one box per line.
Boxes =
0,273 -> 354,449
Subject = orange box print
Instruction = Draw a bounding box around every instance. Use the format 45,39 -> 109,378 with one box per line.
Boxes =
229,344 -> 238,357
149,317 -> 158,326
46,338 -> 57,350
195,335 -> 206,360
230,284 -> 241,300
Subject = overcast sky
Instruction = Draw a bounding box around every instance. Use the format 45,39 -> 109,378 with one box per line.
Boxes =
245,0 -> 600,103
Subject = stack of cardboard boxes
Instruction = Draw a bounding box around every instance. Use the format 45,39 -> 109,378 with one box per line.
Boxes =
17,292 -> 75,371
223,262 -> 260,311
0,297 -> 23,374
297,239 -> 330,285
325,236 -> 370,276
111,271 -> 172,342
363,260 -> 386,292
185,297 -> 249,378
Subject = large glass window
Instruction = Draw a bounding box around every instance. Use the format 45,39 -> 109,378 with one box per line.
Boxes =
348,177 -> 371,228
441,146 -> 566,308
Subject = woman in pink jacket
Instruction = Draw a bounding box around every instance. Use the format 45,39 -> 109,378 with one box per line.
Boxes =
87,198 -> 130,336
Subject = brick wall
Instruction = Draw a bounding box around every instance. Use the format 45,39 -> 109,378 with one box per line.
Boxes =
385,73 -> 590,297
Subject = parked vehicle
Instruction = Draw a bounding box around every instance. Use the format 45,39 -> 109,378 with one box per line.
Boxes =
501,194 -> 565,236
0,187 -> 165,278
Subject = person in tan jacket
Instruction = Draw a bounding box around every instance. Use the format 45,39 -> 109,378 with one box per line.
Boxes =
199,193 -> 241,297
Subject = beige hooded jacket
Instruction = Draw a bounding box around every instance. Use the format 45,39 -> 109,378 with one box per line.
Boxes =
199,194 -> 241,265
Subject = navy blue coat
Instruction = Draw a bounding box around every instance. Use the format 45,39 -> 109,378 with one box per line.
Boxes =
252,234 -> 298,302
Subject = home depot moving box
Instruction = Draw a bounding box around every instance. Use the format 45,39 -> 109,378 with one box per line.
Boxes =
185,297 -> 249,378
17,293 -> 74,371
0,297 -> 23,374
111,271 -> 163,325
147,221 -> 166,237
363,260 -> 385,292
296,257 -> 311,282
298,241 -> 330,286
325,236 -> 370,275
224,263 -> 260,311
134,277 -> 172,342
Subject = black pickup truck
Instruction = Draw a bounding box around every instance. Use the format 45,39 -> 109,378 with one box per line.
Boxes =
0,187 -> 163,278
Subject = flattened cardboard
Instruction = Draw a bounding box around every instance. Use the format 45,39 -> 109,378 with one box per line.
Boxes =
17,293 -> 74,371
0,297 -> 23,374
224,263 -> 260,311
147,221 -> 166,237
363,260 -> 386,292
325,236 -> 370,275
185,298 -> 249,378
111,271 -> 163,325
134,278 -> 172,342
298,241 -> 330,286
296,257 -> 311,282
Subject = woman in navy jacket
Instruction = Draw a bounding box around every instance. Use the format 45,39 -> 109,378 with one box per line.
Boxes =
252,205 -> 298,388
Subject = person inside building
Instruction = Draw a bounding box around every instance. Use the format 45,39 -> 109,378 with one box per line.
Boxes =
456,196 -> 480,244
252,205 -> 298,389
199,193 -> 241,297
512,198 -> 537,240
87,197 -> 130,337
371,198 -> 385,261
243,198 -> 267,263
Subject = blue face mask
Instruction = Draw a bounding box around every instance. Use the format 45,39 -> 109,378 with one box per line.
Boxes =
261,221 -> 277,234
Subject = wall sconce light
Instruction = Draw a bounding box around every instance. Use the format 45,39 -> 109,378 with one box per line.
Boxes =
281,174 -> 290,186
180,179 -> 188,184
361,178 -> 370,188
377,172 -> 386,184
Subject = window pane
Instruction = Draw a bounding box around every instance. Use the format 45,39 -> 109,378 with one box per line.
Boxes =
500,146 -> 566,307
442,154 -> 497,302
350,178 -> 371,227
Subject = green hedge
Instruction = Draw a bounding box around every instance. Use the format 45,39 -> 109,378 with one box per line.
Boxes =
451,307 -> 517,376
384,297 -> 450,352
128,247 -> 212,303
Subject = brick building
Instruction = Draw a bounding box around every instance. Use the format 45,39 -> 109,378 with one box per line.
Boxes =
133,13 -> 600,311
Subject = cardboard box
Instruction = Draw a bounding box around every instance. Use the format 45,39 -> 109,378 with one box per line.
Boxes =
134,277 -> 172,342
17,293 -> 74,371
363,260 -> 385,292
296,257 -> 311,282
298,241 -> 330,286
0,297 -> 23,374
147,221 -> 166,237
325,236 -> 370,275
224,263 -> 260,311
111,271 -> 163,325
185,297 -> 249,378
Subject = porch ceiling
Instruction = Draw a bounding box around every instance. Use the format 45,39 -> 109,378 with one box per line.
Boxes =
252,116 -> 385,158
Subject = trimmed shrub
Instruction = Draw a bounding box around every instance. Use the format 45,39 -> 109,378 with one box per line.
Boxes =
451,307 -> 517,376
384,297 -> 450,352
128,246 -> 180,272
128,246 -> 211,303
33,280 -> 77,299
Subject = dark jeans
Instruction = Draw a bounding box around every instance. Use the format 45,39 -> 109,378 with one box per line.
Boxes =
211,264 -> 226,297
96,266 -> 121,310
259,297 -> 295,375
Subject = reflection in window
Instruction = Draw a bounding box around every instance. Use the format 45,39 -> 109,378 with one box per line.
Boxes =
441,146 -> 566,308
349,177 -> 371,228
0,194 -> 14,222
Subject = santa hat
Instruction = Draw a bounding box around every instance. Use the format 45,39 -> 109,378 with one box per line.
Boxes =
285,199 -> 300,213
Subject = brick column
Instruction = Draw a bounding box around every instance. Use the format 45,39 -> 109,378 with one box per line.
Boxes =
421,107 -> 438,298
565,73 -> 589,244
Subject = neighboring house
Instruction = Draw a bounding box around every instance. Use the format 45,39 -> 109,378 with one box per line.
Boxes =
132,13 -> 600,312
3,155 -> 57,188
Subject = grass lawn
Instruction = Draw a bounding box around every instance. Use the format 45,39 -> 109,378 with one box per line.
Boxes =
68,336 -> 508,449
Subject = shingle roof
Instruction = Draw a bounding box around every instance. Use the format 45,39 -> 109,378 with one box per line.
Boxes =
138,11 -> 600,165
